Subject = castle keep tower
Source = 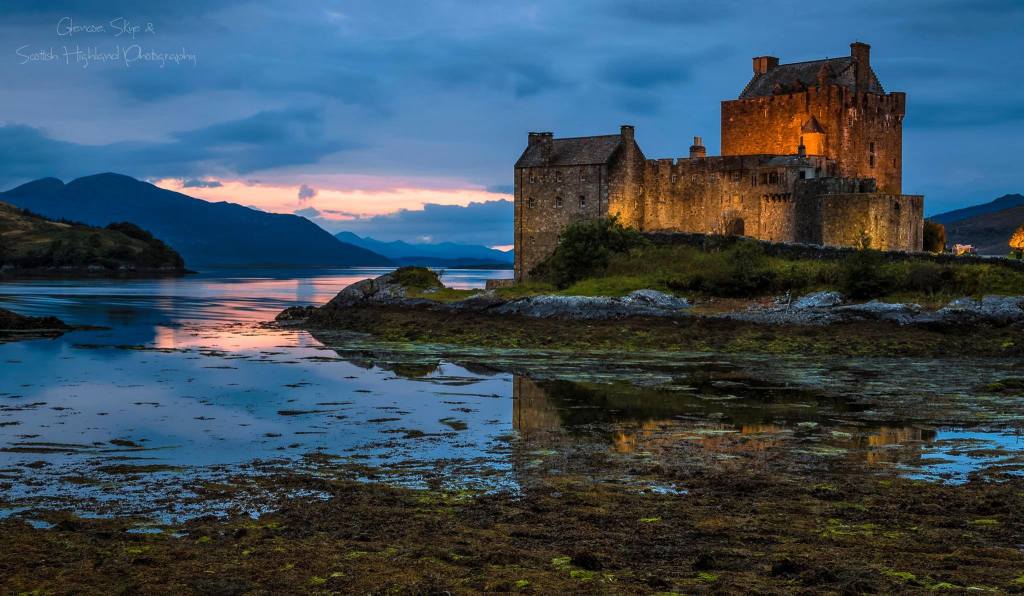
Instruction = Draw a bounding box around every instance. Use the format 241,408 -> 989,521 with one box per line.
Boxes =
721,42 -> 904,193
513,42 -> 924,281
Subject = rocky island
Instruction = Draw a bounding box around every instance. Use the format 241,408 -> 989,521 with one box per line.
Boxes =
279,220 -> 1024,358
0,201 -> 186,278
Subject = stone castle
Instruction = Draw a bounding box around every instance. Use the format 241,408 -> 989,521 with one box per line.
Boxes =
513,42 -> 924,281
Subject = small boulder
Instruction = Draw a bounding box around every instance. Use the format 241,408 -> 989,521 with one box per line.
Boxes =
620,289 -> 691,310
322,272 -> 409,309
836,300 -> 921,324
791,291 -> 843,310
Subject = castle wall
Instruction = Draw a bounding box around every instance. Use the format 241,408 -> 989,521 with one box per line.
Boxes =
818,193 -> 924,252
514,163 -> 609,281
639,156 -> 816,243
721,86 -> 905,193
605,130 -> 646,228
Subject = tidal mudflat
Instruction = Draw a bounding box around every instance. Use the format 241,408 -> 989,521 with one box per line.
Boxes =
2,269 -> 1024,593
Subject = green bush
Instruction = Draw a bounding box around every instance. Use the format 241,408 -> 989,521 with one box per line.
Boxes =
532,216 -> 647,289
676,241 -> 779,297
923,221 -> 946,253
391,266 -> 442,289
839,249 -> 891,299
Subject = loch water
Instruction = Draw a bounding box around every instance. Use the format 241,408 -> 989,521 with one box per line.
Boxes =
2,268 -> 1024,521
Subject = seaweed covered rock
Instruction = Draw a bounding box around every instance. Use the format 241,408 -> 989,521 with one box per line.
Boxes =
323,267 -> 441,309
0,307 -> 68,331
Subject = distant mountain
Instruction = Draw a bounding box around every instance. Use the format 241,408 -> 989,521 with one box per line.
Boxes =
930,194 -> 1024,225
1,174 -> 391,267
0,201 -> 185,276
930,194 -> 1024,255
335,231 -> 513,268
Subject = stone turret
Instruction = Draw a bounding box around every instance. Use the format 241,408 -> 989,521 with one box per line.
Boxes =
689,136 -> 706,158
850,42 -> 871,93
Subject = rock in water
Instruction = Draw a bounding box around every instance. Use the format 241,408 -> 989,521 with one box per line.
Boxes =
322,272 -> 410,309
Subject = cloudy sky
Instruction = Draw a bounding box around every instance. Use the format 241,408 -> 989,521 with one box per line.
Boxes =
2,0 -> 1021,247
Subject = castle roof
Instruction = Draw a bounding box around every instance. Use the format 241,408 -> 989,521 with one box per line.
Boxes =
739,57 -> 883,99
801,116 -> 826,134
515,134 -> 622,168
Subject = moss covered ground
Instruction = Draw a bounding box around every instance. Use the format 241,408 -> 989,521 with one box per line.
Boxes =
3,457 -> 1024,594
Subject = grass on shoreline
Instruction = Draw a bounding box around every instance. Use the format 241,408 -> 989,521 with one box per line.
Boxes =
404,240 -> 1024,308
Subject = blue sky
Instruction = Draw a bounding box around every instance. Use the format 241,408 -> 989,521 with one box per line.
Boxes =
1,0 -> 1022,245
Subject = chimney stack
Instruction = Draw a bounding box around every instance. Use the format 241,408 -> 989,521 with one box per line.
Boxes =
850,42 -> 871,92
689,136 -> 706,158
752,55 -> 779,75
620,124 -> 635,143
528,131 -> 553,146
528,131 -> 553,162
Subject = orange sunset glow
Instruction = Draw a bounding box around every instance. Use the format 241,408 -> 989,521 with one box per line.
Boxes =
153,176 -> 510,224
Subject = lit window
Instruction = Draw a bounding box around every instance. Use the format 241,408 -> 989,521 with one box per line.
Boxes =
555,196 -> 563,208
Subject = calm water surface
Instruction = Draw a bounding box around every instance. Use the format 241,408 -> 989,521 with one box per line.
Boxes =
1,268 -> 1023,520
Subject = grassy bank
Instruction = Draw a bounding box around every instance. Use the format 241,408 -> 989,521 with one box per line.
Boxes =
521,218 -> 1024,304
415,219 -> 1024,306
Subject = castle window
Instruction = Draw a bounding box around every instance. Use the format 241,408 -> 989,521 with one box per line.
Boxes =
555,196 -> 563,208
671,174 -> 677,183
579,195 -> 586,209
580,170 -> 588,182
528,172 -> 536,184
798,171 -> 806,180
869,142 -> 877,168
556,171 -> 563,182
731,172 -> 741,182
526,197 -> 535,208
